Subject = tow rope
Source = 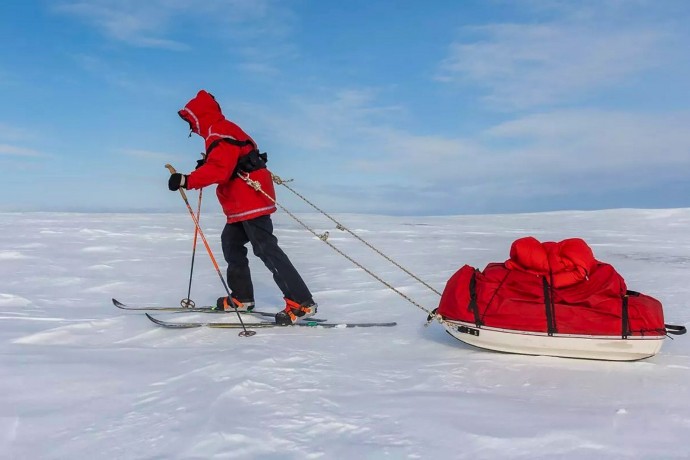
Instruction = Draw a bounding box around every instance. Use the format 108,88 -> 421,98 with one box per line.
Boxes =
239,171 -> 446,323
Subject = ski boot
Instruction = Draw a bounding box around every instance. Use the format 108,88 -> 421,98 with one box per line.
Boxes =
275,298 -> 318,326
214,296 -> 255,312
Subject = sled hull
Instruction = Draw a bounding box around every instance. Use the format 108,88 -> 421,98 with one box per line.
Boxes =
443,319 -> 664,361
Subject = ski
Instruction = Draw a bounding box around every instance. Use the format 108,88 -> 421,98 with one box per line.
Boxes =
145,313 -> 397,329
112,297 -> 280,316
111,298 -> 328,322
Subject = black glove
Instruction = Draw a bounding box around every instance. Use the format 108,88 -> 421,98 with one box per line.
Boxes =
168,173 -> 187,191
195,158 -> 206,170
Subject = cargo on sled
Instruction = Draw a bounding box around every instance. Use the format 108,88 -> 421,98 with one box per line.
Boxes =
435,237 -> 686,361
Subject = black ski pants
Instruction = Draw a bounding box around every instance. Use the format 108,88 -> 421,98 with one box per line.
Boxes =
221,215 -> 312,305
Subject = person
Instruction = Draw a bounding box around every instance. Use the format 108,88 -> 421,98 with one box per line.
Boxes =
168,89 -> 317,325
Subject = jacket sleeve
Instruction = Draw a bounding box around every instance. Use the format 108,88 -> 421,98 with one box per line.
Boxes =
186,142 -> 240,189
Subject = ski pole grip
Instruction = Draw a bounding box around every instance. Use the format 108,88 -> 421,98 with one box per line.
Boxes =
165,163 -> 189,201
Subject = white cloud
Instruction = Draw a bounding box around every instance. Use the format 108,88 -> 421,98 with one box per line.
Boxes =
438,22 -> 666,110
71,54 -> 138,90
195,97 -> 685,214
485,110 -> 690,171
54,0 -> 292,55
236,43 -> 301,77
365,111 -> 690,214
261,90 -> 690,211
119,149 -> 179,161
0,144 -> 44,157
370,109 -> 690,198
434,0 -> 689,111
240,88 -> 407,153
0,123 -> 30,141
239,86 -> 690,185
54,1 -> 188,50
0,124 -> 45,160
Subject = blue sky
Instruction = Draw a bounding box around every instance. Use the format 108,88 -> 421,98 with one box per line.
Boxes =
1,0 -> 689,215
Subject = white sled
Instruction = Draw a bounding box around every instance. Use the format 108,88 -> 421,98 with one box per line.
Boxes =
442,319 -> 665,361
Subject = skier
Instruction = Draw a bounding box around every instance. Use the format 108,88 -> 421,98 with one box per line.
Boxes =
168,89 -> 317,325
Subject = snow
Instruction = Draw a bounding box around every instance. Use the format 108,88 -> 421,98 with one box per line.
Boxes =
1,209 -> 689,459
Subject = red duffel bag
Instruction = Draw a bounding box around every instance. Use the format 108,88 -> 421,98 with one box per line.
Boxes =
437,237 -> 667,337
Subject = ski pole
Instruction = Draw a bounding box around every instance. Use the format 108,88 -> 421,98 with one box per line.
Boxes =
165,164 -> 255,337
181,187 -> 202,308
182,153 -> 207,309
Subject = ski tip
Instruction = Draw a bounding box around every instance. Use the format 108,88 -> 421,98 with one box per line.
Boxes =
112,298 -> 130,309
145,312 -> 164,325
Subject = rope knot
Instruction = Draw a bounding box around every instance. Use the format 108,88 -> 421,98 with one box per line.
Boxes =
271,173 -> 293,185
238,172 -> 262,191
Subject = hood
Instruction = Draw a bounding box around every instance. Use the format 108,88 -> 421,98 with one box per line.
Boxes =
178,90 -> 224,137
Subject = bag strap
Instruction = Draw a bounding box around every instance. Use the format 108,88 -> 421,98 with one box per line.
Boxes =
542,276 -> 556,336
468,270 -> 483,327
621,294 -> 630,339
665,324 -> 687,336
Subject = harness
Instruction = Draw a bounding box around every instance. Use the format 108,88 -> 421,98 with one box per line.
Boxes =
206,137 -> 268,177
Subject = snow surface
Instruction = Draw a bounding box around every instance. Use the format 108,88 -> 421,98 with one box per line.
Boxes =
1,209 -> 689,459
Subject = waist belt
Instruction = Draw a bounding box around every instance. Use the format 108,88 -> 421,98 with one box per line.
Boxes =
233,149 -> 268,177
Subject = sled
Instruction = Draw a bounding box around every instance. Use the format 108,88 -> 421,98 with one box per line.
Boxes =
437,237 -> 686,361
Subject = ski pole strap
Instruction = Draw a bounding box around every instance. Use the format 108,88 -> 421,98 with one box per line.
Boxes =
665,324 -> 687,335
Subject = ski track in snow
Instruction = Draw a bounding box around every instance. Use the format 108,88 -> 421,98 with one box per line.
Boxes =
0,210 -> 689,459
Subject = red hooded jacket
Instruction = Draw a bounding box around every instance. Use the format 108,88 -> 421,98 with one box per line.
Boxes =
178,90 -> 276,223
